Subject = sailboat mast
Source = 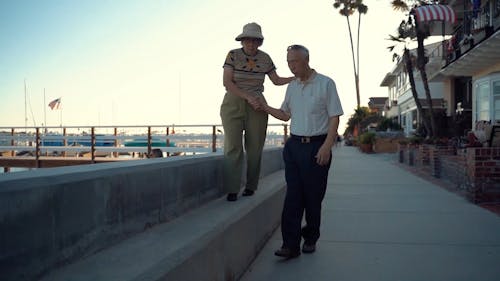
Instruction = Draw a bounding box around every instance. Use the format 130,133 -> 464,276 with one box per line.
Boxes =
44,88 -> 47,133
24,79 -> 27,128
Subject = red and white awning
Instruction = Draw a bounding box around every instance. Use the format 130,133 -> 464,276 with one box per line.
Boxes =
414,5 -> 456,24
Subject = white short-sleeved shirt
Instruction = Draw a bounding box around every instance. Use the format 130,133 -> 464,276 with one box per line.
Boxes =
280,71 -> 343,136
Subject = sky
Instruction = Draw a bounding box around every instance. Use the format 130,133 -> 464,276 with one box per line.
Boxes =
0,0 -> 408,133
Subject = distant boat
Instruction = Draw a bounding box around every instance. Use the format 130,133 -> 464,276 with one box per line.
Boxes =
40,134 -> 115,147
124,138 -> 176,147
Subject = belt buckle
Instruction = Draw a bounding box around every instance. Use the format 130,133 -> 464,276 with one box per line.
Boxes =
301,137 -> 311,144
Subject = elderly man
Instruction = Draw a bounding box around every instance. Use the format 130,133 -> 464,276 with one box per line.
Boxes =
262,44 -> 343,259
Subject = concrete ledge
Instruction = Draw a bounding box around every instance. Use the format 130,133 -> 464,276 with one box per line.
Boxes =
0,148 -> 284,281
40,170 -> 286,281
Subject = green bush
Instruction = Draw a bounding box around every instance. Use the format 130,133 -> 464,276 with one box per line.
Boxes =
359,131 -> 376,144
408,135 -> 423,145
376,118 -> 402,131
398,138 -> 409,145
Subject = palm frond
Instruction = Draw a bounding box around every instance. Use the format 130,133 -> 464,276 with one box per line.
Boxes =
391,0 -> 409,11
387,34 -> 404,42
392,53 -> 400,62
358,3 -> 368,14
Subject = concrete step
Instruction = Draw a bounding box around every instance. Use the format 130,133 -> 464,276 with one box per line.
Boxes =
40,170 -> 286,281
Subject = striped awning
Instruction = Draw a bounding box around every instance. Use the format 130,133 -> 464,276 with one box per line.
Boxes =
414,5 -> 456,24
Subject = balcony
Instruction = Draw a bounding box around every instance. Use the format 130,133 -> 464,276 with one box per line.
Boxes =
440,1 -> 500,76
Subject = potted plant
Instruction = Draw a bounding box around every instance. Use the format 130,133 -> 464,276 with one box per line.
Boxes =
358,131 -> 376,153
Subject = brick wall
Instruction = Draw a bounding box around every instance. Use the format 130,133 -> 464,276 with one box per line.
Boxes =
398,144 -> 500,202
428,145 -> 456,178
441,151 -> 468,189
464,147 -> 500,202
373,138 -> 404,153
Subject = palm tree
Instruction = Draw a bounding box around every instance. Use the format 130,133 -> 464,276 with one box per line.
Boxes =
389,0 -> 439,137
403,46 -> 432,135
415,15 -> 437,137
333,0 -> 368,109
388,25 -> 431,136
344,106 -> 371,136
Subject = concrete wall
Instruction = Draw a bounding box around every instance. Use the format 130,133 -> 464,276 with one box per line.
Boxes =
0,148 -> 284,281
40,170 -> 286,281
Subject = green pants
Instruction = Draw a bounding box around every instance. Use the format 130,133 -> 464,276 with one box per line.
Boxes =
220,92 -> 268,194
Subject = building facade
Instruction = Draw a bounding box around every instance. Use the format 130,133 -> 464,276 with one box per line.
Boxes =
380,42 -> 447,136
381,0 -> 500,139
433,0 -> 500,138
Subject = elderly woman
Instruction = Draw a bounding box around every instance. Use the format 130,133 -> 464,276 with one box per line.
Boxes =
221,22 -> 294,201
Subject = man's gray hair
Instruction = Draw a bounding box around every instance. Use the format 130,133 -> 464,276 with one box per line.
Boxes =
287,44 -> 309,59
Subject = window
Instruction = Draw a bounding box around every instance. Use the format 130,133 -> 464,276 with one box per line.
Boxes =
493,80 -> 500,122
473,74 -> 500,124
476,82 -> 490,121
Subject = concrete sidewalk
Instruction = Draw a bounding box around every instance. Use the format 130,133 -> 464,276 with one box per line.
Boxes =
240,145 -> 500,281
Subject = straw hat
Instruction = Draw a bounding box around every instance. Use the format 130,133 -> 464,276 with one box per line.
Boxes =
235,22 -> 264,41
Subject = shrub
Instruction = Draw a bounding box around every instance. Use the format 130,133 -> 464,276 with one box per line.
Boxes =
376,118 -> 402,131
398,138 -> 409,145
359,131 -> 376,144
408,135 -> 423,145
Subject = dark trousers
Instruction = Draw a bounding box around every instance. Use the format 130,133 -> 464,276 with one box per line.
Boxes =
281,136 -> 331,251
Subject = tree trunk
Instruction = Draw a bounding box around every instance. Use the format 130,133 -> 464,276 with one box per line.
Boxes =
404,48 -> 431,135
356,12 -> 361,109
355,73 -> 360,109
346,16 -> 360,109
416,29 -> 436,137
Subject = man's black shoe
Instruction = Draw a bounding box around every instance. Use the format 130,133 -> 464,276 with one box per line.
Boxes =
242,189 -> 254,196
274,247 -> 300,259
302,243 -> 316,254
226,193 -> 238,201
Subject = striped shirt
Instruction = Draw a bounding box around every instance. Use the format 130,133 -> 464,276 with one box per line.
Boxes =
223,48 -> 276,96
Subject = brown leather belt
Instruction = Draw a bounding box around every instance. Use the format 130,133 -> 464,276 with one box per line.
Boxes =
290,134 -> 327,144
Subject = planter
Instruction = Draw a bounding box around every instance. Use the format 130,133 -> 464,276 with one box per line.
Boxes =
373,138 -> 401,153
359,143 -> 373,153
358,132 -> 375,153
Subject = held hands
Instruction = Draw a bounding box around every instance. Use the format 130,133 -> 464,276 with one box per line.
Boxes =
246,96 -> 267,112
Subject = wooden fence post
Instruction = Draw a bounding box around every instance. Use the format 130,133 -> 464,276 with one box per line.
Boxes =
212,125 -> 216,152
10,128 -> 14,157
91,127 -> 96,163
113,127 -> 118,157
166,127 -> 170,157
63,127 -> 67,157
147,126 -> 152,157
35,127 -> 41,168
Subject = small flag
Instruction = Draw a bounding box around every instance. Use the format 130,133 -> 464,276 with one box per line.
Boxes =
48,98 -> 61,110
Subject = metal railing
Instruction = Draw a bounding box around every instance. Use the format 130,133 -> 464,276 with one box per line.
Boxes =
0,124 -> 289,170
443,1 -> 500,65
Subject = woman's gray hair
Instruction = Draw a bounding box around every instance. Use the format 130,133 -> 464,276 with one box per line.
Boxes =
287,44 -> 309,59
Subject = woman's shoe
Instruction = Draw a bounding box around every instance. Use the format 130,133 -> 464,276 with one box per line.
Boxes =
226,193 -> 238,201
242,189 -> 254,196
